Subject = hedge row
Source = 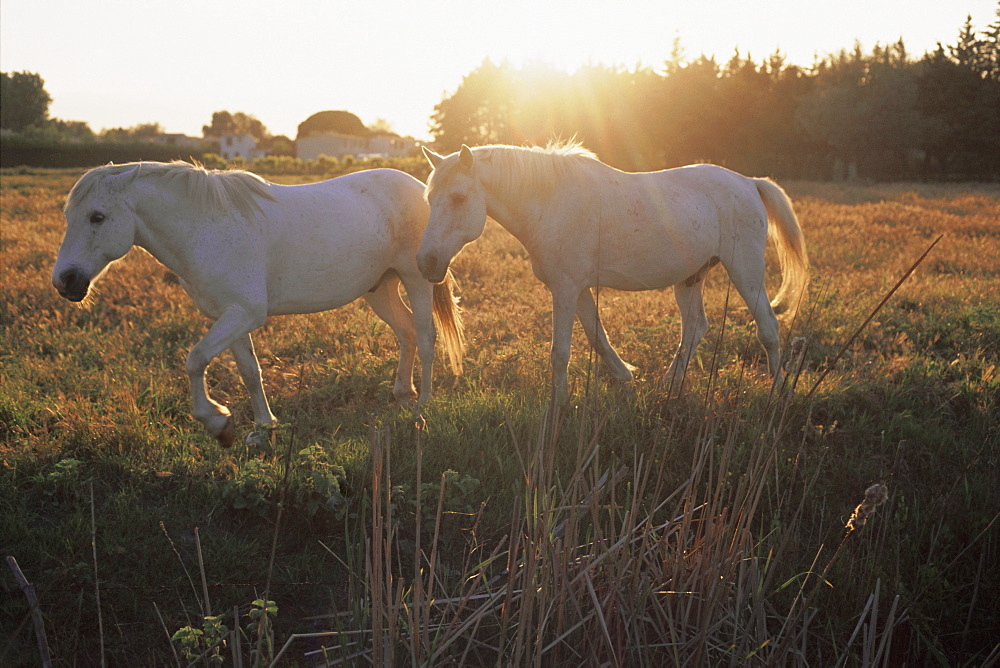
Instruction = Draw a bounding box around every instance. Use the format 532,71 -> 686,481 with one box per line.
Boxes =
0,139 -> 433,181
0,139 -> 209,168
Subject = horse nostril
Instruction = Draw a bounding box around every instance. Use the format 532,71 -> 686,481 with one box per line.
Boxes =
55,268 -> 89,301
57,268 -> 78,292
60,268 -> 78,287
419,254 -> 439,281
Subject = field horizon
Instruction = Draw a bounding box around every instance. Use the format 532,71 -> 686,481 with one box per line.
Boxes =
2,167 -> 997,665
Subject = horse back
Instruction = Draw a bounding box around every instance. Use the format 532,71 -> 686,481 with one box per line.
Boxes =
245,170 -> 429,314
544,163 -> 768,289
262,169 -> 426,241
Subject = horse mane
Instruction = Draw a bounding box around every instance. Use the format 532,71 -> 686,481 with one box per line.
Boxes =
428,140 -> 601,203
66,161 -> 276,219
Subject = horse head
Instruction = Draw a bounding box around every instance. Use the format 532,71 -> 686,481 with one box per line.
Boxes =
52,167 -> 140,302
417,145 -> 488,283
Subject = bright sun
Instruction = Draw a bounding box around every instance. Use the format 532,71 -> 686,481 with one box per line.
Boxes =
0,0 -> 993,140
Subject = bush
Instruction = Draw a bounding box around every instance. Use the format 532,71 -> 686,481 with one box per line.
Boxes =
0,137 -> 432,181
0,137 -> 211,168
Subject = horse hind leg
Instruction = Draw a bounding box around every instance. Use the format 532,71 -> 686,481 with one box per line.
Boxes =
663,280 -> 709,392
362,273 -> 420,405
725,256 -> 783,385
576,289 -> 635,383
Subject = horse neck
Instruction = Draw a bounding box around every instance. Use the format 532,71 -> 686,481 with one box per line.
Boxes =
479,156 -> 550,242
130,181 -> 205,275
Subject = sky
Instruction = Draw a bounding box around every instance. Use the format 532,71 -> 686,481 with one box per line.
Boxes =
1,1 -> 996,141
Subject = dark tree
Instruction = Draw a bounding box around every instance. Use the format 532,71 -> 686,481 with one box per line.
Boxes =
100,122 -> 164,143
951,15 -> 989,75
429,59 -> 515,151
0,71 -> 52,131
261,135 -> 295,156
203,111 -> 268,141
984,7 -> 1000,81
422,7 -> 1000,180
917,9 -> 1000,179
296,110 -> 368,140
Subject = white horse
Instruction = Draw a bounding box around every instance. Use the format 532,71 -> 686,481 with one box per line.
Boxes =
52,161 -> 464,446
417,143 -> 808,404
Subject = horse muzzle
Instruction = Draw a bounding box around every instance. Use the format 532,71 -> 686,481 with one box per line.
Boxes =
53,267 -> 91,302
416,252 -> 449,284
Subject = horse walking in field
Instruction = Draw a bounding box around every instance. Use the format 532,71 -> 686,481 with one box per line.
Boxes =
417,143 -> 807,404
52,162 -> 464,446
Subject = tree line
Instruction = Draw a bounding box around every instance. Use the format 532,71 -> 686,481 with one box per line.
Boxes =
3,9 -> 998,180
430,11 -> 1000,181
0,80 -> 408,168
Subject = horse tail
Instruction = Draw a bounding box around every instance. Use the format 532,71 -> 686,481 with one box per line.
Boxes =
754,178 -> 809,319
432,269 -> 465,376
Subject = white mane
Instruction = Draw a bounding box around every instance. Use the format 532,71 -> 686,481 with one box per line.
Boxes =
66,161 -> 276,219
428,141 -> 602,204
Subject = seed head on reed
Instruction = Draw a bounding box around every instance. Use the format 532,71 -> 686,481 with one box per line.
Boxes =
845,484 -> 889,532
784,336 -> 807,373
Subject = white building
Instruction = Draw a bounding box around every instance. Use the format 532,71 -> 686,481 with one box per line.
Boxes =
366,134 -> 417,158
297,132 -> 416,161
155,133 -> 204,149
219,134 -> 263,160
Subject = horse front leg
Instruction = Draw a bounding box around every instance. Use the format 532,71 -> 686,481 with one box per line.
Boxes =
362,275 -> 420,405
549,287 -> 579,406
230,333 -> 278,433
406,281 -> 437,406
576,289 -> 635,383
187,305 -> 266,447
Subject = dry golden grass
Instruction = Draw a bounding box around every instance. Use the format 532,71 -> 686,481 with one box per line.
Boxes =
1,169 -> 997,664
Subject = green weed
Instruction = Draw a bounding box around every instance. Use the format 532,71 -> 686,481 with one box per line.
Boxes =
1,172 -> 997,665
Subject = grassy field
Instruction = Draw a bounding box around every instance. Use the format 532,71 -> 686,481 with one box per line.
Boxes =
1,167 -> 998,665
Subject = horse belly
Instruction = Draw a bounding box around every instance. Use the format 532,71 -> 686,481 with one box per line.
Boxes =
574,165 -> 763,291
594,218 -> 716,291
256,174 -> 430,315
598,261 -> 706,291
264,225 -> 392,315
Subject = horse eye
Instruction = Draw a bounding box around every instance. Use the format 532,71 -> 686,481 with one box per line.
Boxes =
89,212 -> 106,224
450,193 -> 467,206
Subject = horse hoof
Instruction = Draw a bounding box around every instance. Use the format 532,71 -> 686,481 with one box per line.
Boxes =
245,422 -> 278,447
615,381 -> 638,401
216,418 -> 236,448
395,390 -> 419,407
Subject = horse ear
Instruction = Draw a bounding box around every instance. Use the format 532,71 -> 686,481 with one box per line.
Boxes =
103,165 -> 140,190
422,146 -> 445,168
459,145 -> 474,170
